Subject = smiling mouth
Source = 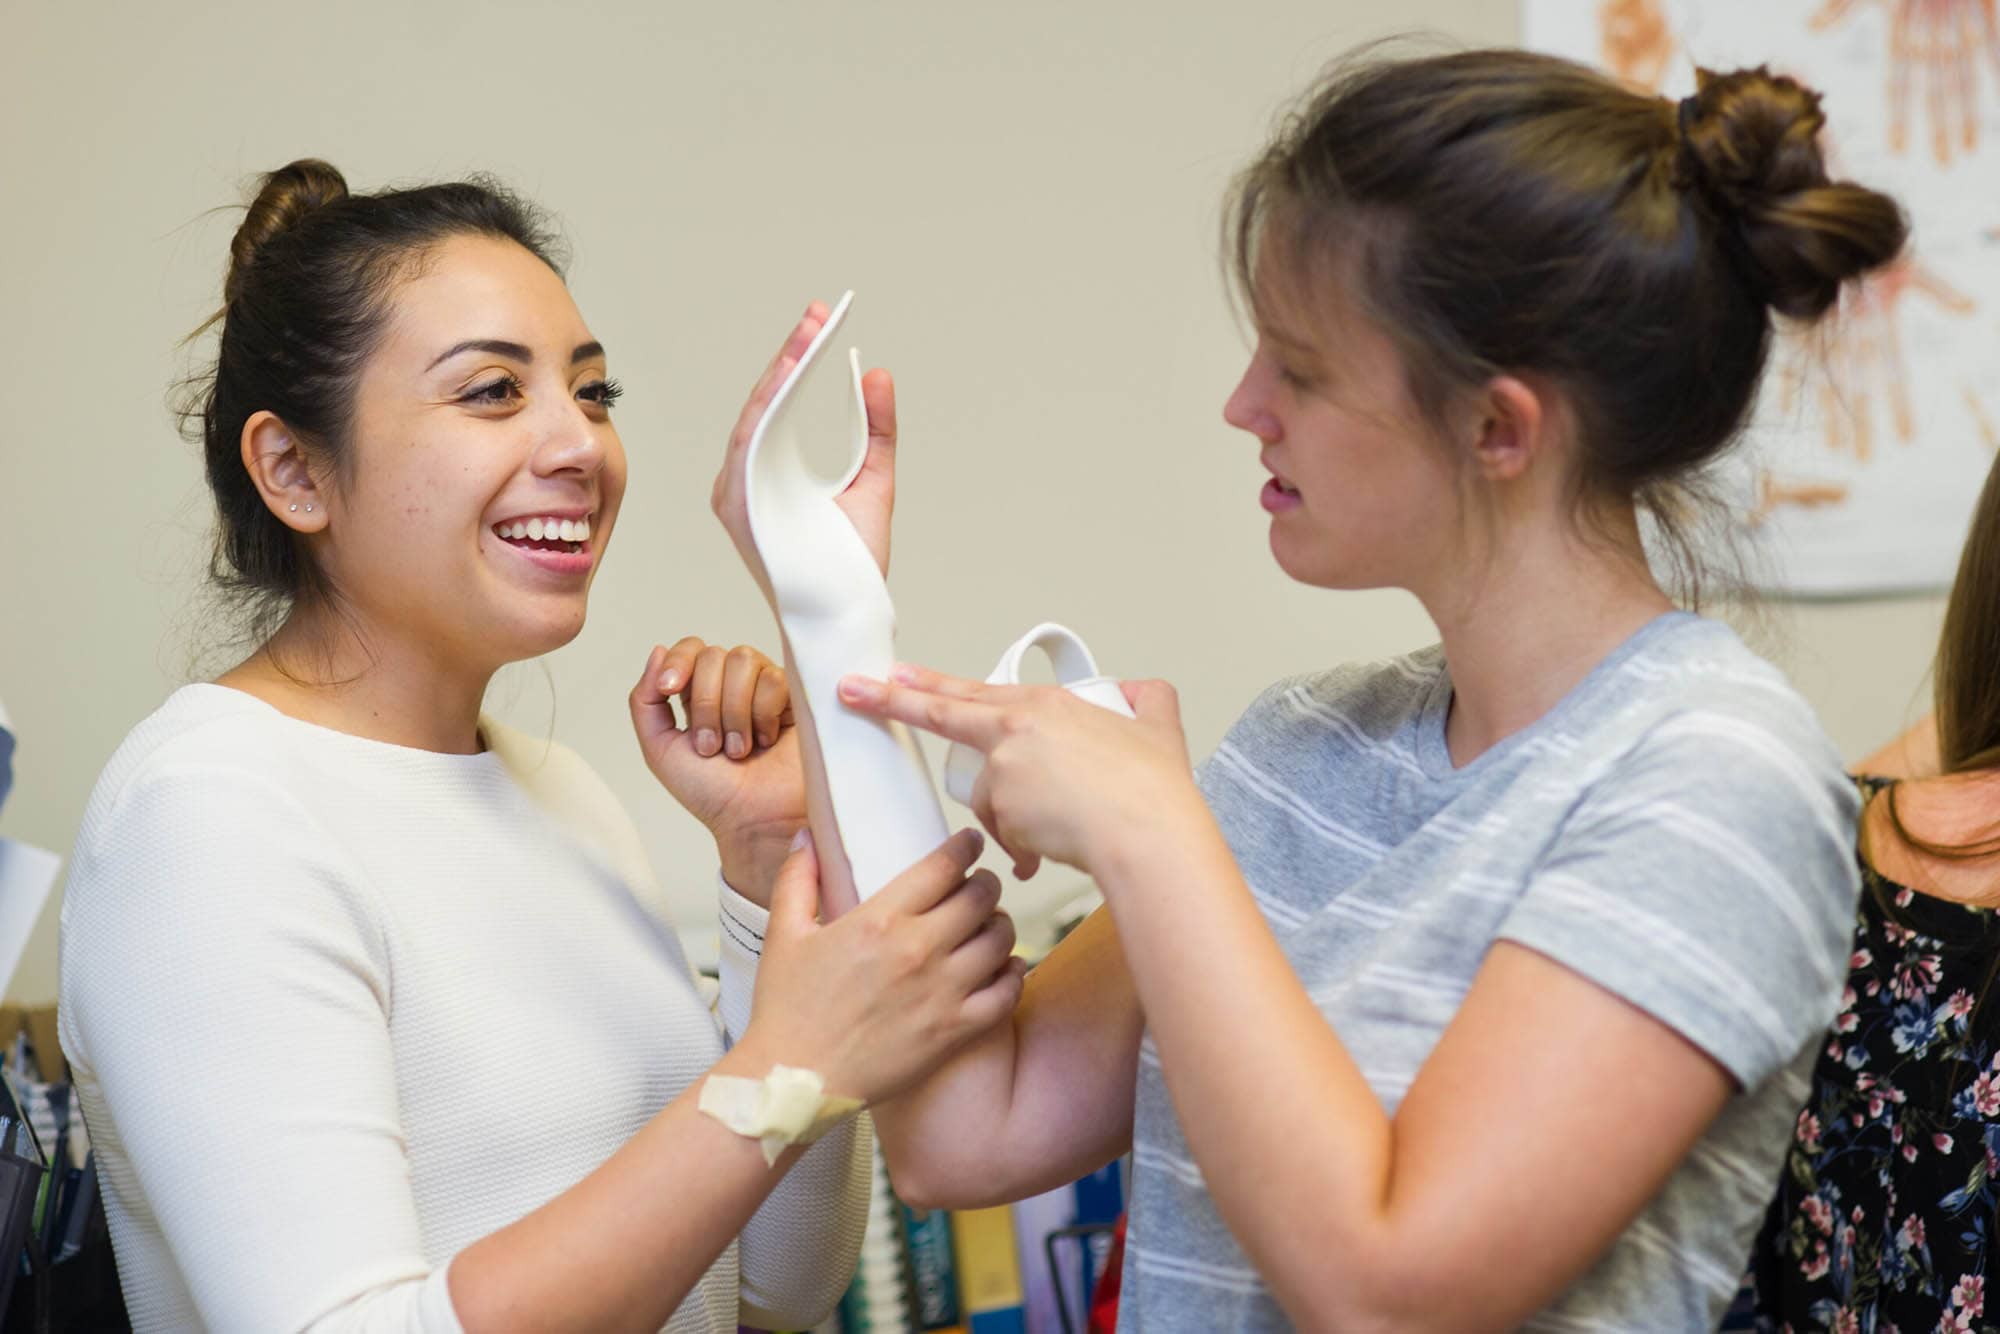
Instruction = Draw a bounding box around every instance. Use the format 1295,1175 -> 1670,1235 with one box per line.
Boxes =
494,515 -> 591,555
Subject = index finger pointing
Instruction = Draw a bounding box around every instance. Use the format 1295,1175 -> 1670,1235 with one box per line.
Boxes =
837,674 -> 1007,751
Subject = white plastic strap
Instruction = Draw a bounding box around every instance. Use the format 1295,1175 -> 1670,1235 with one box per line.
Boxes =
943,622 -> 1137,807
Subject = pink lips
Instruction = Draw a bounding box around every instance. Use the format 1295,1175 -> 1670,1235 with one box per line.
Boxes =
491,517 -> 596,579
1261,478 -> 1302,513
498,541 -> 595,577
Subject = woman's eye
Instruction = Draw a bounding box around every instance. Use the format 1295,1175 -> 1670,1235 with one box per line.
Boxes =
462,375 -> 523,405
578,378 -> 624,410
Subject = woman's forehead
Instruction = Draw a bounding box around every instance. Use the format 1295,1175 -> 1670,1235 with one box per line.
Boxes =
382,235 -> 587,359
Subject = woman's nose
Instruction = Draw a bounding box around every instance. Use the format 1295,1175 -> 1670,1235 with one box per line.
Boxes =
1223,362 -> 1279,444
533,404 -> 609,477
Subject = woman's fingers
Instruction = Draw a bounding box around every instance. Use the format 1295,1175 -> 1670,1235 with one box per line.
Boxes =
628,644 -> 674,745
719,646 -> 764,759
921,868 -> 1005,955
837,674 -> 1007,749
751,661 -> 792,750
684,645 -> 728,756
961,956 -> 1030,1032
946,903 -> 1018,988
657,636 -> 708,699
874,828 -> 988,917
726,303 -> 830,455
967,766 -> 1041,881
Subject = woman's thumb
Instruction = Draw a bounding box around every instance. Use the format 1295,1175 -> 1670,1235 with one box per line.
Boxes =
768,828 -> 821,932
1124,678 -> 1182,729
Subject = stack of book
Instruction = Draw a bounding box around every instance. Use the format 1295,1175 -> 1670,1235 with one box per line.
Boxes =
829,1150 -> 1126,1334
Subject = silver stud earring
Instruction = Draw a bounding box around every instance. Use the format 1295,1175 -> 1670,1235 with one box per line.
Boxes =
288,504 -> 298,512
304,505 -> 314,513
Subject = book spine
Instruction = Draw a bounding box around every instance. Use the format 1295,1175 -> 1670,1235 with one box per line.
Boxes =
899,1202 -> 962,1329
950,1206 -> 1025,1334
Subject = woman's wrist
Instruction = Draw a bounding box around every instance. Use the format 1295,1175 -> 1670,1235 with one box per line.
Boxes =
718,823 -> 805,904
1086,780 -> 1214,890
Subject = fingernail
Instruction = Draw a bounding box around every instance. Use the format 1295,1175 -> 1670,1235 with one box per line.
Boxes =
790,827 -> 813,851
725,732 -> 747,759
889,663 -> 917,684
695,728 -> 719,755
838,676 -> 878,703
660,669 -> 681,691
966,829 -> 986,855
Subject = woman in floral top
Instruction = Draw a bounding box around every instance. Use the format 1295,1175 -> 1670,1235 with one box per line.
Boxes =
1730,452 -> 2000,1334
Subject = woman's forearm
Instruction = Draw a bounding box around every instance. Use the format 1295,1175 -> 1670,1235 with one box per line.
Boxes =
448,1028 -> 817,1333
1088,812 -> 1405,1325
1088,806 -> 1735,1331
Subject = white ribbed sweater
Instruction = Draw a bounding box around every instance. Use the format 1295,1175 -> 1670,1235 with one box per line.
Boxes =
57,685 -> 868,1333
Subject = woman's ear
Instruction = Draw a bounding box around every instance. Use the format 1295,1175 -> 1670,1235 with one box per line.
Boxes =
1468,375 -> 1550,484
240,410 -> 327,531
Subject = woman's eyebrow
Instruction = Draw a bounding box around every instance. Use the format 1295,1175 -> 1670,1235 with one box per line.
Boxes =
426,339 -> 605,371
427,338 -> 532,371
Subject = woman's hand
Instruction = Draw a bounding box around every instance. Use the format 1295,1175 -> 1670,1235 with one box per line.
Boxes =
629,638 -> 804,902
836,665 -> 1203,882
711,301 -> 900,595
744,829 -> 1027,1105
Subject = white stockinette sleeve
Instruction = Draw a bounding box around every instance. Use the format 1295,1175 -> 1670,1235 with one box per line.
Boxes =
60,767 -> 463,1333
715,876 -> 872,1329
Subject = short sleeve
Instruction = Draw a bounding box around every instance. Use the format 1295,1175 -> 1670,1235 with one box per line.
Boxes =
1497,710 -> 1862,1087
60,764 -> 463,1333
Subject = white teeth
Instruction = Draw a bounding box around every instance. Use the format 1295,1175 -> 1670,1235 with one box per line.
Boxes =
497,515 -> 591,543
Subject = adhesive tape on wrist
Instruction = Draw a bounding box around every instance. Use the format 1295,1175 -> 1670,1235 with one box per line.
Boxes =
699,1064 -> 864,1167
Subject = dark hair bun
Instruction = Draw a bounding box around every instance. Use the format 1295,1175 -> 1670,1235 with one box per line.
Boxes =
1679,66 -> 1907,318
224,159 -> 349,305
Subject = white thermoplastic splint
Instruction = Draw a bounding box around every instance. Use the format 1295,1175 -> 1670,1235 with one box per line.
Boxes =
942,622 -> 1137,807
742,294 -> 1135,897
743,292 -> 951,901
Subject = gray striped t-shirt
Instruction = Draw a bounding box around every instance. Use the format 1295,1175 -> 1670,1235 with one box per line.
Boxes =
1118,613 -> 1860,1331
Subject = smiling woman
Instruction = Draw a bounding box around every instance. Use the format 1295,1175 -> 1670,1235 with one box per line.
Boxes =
55,160 -> 1023,1333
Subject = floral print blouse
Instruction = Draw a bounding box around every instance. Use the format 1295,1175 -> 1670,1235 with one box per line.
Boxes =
1727,776 -> 2000,1334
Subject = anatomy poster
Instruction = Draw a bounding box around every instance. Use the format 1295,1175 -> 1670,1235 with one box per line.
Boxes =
1524,0 -> 2000,595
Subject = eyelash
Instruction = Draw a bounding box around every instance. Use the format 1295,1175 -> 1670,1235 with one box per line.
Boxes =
460,375 -> 625,410
464,374 -> 524,404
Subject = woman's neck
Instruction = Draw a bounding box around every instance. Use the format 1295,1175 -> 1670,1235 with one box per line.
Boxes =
1422,506 -> 1674,768
216,604 -> 493,754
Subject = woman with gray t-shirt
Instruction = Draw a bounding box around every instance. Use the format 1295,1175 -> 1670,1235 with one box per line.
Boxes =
807,49 -> 1908,1330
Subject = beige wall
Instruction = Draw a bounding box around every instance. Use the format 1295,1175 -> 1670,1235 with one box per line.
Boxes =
0,1 -> 1942,1004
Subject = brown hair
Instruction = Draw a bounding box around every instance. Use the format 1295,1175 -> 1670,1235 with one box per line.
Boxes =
178,158 -> 563,644
1226,49 -> 1906,592
1882,451 -> 2000,861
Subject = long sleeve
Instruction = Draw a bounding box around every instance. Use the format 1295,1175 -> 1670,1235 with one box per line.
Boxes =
60,765 -> 464,1334
716,879 -> 872,1329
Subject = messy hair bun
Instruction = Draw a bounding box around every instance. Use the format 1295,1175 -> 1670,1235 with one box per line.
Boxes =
1676,66 -> 1908,320
223,158 -> 350,307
